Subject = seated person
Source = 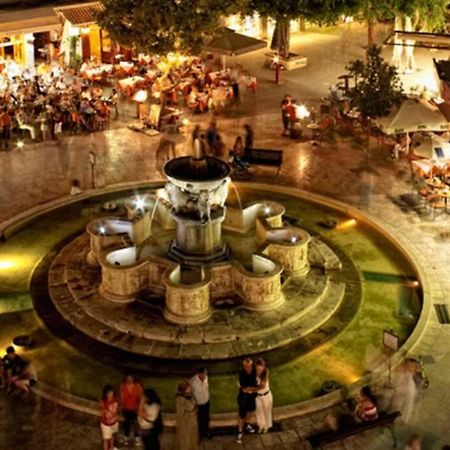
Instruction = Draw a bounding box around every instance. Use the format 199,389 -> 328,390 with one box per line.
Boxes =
11,360 -> 37,396
3,346 -> 28,394
326,385 -> 378,431
355,385 -> 378,422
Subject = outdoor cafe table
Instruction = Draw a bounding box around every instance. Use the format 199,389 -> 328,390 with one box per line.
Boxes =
209,70 -> 230,83
119,61 -> 135,72
307,122 -> 321,143
82,64 -> 113,82
118,76 -> 145,96
426,177 -> 445,189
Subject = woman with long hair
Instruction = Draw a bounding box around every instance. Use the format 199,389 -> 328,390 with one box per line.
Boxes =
176,380 -> 199,450
100,384 -> 119,450
138,388 -> 163,450
244,358 -> 273,434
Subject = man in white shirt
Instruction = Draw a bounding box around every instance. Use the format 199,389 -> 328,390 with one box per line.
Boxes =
190,368 -> 211,439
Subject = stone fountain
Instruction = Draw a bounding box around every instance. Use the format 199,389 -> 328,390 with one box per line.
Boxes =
46,150 -> 358,359
164,152 -> 231,266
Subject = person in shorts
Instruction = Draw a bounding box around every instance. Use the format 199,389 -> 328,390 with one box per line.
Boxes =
100,384 -> 119,450
236,358 -> 257,443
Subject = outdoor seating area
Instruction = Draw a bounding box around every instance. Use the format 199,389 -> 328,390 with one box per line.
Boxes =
80,54 -> 257,116
0,60 -> 114,147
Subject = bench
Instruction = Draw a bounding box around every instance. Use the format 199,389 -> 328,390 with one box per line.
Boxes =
306,411 -> 401,449
243,148 -> 283,167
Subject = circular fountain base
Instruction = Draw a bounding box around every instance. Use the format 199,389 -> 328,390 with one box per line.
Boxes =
45,231 -> 359,360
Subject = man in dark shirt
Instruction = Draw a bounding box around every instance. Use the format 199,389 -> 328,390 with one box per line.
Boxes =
237,358 -> 257,443
3,346 -> 27,393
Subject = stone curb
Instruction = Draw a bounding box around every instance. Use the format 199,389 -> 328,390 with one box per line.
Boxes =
3,181 -> 432,426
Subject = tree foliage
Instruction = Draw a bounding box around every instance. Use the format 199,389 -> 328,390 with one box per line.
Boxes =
246,0 -> 359,56
356,0 -> 450,32
396,0 -> 449,32
246,0 -> 359,21
97,0 -> 241,55
347,46 -> 405,119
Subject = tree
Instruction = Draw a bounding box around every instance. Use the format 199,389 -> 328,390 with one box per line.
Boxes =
397,0 -> 449,32
97,0 -> 240,55
246,0 -> 359,57
347,46 -> 404,119
347,46 -> 404,158
355,0 -> 450,47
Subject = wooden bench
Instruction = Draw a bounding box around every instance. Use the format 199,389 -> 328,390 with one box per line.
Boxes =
306,411 -> 401,449
243,148 -> 283,167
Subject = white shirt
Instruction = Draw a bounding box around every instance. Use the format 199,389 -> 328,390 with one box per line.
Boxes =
138,403 -> 160,430
190,374 -> 209,405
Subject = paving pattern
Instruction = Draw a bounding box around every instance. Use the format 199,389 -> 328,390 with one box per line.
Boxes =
1,23 -> 450,450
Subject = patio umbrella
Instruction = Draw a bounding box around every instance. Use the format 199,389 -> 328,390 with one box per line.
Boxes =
204,28 -> 267,68
376,99 -> 449,135
413,133 -> 450,160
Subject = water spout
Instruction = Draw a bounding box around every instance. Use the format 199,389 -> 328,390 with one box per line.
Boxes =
229,182 -> 243,211
149,196 -> 162,236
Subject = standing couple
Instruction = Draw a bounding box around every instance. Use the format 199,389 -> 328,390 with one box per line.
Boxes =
237,357 -> 273,444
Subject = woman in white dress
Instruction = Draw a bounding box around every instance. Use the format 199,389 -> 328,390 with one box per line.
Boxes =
246,358 -> 273,433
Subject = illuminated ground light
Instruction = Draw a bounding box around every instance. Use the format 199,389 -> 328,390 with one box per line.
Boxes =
0,259 -> 14,270
0,256 -> 33,271
16,141 -> 24,149
337,218 -> 357,230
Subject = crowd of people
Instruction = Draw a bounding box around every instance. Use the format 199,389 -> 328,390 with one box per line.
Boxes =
0,62 -> 117,150
190,121 -> 254,175
79,55 -> 256,114
99,359 -> 270,449
1,344 -> 444,450
97,357 -> 273,450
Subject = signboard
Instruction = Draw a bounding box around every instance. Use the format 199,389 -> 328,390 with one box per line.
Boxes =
383,329 -> 399,352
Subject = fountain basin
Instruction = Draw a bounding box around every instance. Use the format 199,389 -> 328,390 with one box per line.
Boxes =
164,156 -> 231,192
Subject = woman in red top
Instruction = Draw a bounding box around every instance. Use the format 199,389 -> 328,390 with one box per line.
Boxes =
119,374 -> 143,446
100,384 -> 119,450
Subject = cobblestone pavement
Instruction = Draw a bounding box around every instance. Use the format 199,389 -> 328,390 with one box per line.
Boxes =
1,24 -> 450,450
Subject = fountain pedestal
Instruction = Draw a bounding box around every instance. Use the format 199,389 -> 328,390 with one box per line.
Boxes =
164,156 -> 232,268
168,210 -> 229,266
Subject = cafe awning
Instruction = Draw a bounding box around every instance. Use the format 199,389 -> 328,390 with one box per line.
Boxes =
55,1 -> 104,27
0,7 -> 60,37
204,28 -> 267,56
376,98 -> 449,134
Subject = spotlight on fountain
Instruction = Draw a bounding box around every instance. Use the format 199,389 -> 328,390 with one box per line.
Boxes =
134,196 -> 146,211
99,226 -> 106,235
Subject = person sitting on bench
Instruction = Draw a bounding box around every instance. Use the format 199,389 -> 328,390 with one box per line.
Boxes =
355,386 -> 378,422
326,385 -> 378,430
